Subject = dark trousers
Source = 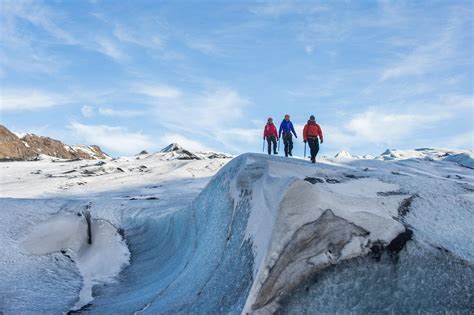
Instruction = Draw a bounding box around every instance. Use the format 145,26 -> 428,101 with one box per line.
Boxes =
266,136 -> 277,155
307,137 -> 320,161
283,133 -> 293,157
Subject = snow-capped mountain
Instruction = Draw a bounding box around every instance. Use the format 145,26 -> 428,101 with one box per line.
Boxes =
0,124 -> 110,161
375,148 -> 473,168
140,142 -> 233,161
0,147 -> 472,313
333,149 -> 355,160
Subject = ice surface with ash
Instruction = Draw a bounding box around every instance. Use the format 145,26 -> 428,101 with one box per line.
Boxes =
0,147 -> 473,313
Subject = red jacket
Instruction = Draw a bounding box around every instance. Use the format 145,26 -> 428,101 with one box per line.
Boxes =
303,121 -> 323,142
263,123 -> 278,139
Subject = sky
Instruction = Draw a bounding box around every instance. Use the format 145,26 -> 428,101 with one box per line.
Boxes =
0,0 -> 473,157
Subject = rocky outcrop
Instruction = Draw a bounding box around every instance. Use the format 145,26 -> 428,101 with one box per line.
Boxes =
0,124 -> 110,161
0,125 -> 36,160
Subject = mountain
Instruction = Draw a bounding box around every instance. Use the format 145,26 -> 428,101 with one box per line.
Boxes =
139,143 -> 233,161
375,148 -> 473,168
334,149 -> 355,160
0,124 -> 110,161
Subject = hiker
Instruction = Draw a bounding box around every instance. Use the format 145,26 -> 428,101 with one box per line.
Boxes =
303,115 -> 323,163
278,114 -> 297,157
263,117 -> 278,155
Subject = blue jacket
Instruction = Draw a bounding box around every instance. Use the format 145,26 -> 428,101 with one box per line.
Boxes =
279,120 -> 297,138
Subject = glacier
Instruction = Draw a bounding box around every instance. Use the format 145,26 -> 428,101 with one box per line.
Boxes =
0,149 -> 473,314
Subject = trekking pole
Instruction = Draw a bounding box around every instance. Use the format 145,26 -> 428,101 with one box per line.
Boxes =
278,138 -> 280,152
262,138 -> 265,153
304,142 -> 307,158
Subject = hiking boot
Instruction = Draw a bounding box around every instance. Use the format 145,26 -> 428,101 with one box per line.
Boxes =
311,158 -> 316,163
289,152 -> 293,156
274,151 -> 278,155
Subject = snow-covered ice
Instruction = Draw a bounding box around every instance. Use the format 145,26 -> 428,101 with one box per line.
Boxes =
20,211 -> 130,311
0,147 -> 473,313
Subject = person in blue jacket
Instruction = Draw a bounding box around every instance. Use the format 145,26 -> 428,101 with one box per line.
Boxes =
279,114 -> 297,157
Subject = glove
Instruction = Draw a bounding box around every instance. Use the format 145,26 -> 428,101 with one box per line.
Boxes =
295,135 -> 298,138
303,140 -> 307,143
321,140 -> 324,144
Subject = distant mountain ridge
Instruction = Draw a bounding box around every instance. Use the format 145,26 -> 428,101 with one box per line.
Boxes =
136,143 -> 233,161
0,125 -> 110,161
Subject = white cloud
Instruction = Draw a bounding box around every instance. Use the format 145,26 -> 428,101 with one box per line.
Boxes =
134,84 -> 182,98
80,105 -> 146,118
346,110 -> 448,144
380,46 -> 440,81
81,105 -> 95,117
0,88 -> 68,111
214,127 -> 262,153
185,38 -> 221,55
380,10 -> 467,81
69,122 -> 154,155
0,1 -> 74,74
153,88 -> 249,134
94,37 -> 127,62
320,105 -> 460,154
98,107 -> 145,117
138,84 -> 252,153
435,131 -> 474,150
113,24 -> 163,49
250,1 -> 326,17
0,1 -> 76,45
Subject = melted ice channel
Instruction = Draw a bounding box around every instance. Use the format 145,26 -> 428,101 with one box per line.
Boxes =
20,212 -> 130,311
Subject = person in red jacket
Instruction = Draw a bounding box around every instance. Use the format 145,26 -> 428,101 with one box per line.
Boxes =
303,115 -> 323,163
263,117 -> 278,155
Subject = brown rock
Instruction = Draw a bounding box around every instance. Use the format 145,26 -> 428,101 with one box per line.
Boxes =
0,124 -> 109,161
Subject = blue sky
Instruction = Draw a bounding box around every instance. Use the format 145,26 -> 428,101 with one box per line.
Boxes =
0,0 -> 472,157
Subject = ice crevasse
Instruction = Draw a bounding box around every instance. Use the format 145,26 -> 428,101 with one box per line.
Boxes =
2,152 -> 473,313
92,153 -> 413,313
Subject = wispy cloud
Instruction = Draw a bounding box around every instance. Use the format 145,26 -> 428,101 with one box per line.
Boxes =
134,82 -> 252,152
80,105 -> 146,118
0,88 -> 68,111
0,1 -> 73,74
81,105 -> 95,117
250,1 -> 326,17
0,0 -> 77,44
98,107 -> 145,117
380,7 -> 469,81
345,110 -> 448,144
185,38 -> 222,56
134,83 -> 182,99
69,121 -> 154,155
153,87 -> 249,132
322,97 -> 471,153
438,131 -> 474,149
94,37 -> 127,62
113,24 -> 163,49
